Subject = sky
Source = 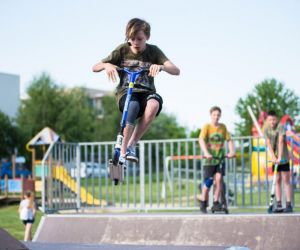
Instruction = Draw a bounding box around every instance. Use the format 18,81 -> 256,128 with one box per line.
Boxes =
1,0 -> 300,133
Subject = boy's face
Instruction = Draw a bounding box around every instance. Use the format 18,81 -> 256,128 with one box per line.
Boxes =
267,115 -> 277,129
129,30 -> 148,53
210,110 -> 221,124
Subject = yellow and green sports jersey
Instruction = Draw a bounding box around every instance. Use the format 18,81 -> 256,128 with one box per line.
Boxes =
199,123 -> 231,166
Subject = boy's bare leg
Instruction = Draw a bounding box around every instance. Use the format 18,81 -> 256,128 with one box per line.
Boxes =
282,172 -> 291,202
214,173 -> 222,202
275,173 -> 282,202
128,99 -> 159,146
200,185 -> 209,213
205,188 -> 209,201
201,186 -> 209,201
121,124 -> 135,156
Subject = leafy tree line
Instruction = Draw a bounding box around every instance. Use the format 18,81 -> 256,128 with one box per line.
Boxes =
17,74 -> 97,142
0,111 -> 23,157
1,74 -> 299,159
235,79 -> 300,135
0,73 -> 186,158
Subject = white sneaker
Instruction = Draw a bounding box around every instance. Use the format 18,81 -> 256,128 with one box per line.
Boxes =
118,155 -> 126,165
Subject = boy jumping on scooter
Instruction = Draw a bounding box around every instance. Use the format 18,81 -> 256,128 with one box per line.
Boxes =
199,106 -> 235,213
92,18 -> 180,165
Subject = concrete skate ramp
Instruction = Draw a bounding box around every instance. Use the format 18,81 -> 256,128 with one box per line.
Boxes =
34,214 -> 300,250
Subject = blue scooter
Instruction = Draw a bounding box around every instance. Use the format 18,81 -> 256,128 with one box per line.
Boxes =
109,67 -> 148,185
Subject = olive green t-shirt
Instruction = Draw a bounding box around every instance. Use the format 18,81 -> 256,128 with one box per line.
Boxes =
263,123 -> 289,163
102,43 -> 168,102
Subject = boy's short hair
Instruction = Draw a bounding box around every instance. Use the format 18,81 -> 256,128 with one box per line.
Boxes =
210,106 -> 222,114
125,18 -> 151,41
267,110 -> 277,117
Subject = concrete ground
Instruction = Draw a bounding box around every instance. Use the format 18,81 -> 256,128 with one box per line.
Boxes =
25,242 -> 232,250
32,213 -> 300,250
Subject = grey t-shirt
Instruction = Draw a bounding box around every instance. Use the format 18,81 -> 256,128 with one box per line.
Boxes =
263,123 -> 289,163
102,43 -> 168,102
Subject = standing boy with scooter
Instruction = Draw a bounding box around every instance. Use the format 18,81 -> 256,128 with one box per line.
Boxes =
92,18 -> 180,165
264,110 -> 293,213
198,106 -> 235,213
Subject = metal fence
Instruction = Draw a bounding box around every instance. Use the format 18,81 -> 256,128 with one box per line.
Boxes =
40,137 -> 300,213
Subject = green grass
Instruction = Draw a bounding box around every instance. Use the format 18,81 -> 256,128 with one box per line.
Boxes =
78,175 -> 199,206
236,187 -> 300,207
49,173 -> 300,209
0,204 -> 43,240
0,202 -> 299,242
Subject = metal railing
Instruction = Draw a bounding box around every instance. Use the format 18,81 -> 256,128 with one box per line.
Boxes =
40,136 -> 300,213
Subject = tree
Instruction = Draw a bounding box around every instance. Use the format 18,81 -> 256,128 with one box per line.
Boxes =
235,79 -> 300,136
0,111 -> 22,157
143,113 -> 186,139
17,73 -> 97,142
56,88 -> 97,142
295,125 -> 300,133
18,73 -> 188,144
189,128 -> 201,138
17,73 -> 62,140
94,95 -> 121,141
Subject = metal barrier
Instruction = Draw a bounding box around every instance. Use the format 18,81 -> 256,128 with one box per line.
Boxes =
40,137 -> 300,213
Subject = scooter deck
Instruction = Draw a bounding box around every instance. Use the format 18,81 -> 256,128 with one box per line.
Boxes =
273,208 -> 285,213
109,159 -> 124,185
211,207 -> 229,214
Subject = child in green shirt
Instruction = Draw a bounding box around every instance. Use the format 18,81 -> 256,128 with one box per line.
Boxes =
198,106 -> 235,213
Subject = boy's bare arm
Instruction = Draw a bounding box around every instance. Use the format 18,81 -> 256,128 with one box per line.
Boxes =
92,62 -> 118,82
227,140 -> 235,157
92,62 -> 106,72
277,135 -> 284,163
162,60 -> 180,75
199,138 -> 212,158
266,138 -> 277,163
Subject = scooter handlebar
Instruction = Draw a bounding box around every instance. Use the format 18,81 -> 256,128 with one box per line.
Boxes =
116,67 -> 149,73
204,155 -> 236,160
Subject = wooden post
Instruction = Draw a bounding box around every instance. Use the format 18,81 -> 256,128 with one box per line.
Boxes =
21,174 -> 24,199
11,154 -> 16,179
48,155 -> 53,209
4,175 -> 8,198
32,149 -> 36,180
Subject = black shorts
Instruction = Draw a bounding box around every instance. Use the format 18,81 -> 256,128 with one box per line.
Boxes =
203,162 -> 226,180
22,219 -> 34,225
118,92 -> 163,118
272,162 -> 290,172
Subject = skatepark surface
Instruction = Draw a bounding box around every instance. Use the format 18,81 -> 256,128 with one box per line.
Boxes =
25,242 -> 230,250
30,213 -> 300,250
